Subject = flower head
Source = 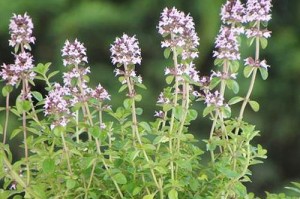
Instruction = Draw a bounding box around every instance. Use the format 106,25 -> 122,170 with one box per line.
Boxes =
44,83 -> 71,116
62,39 -> 88,67
110,34 -> 141,66
92,84 -> 110,101
213,26 -> 240,61
0,52 -> 35,85
244,57 -> 270,69
245,0 -> 272,22
221,0 -> 246,24
158,7 -> 199,60
9,13 -> 35,49
205,91 -> 225,107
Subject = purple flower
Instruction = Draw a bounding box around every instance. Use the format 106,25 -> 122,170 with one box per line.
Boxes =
244,57 -> 270,69
9,13 -> 35,49
62,39 -> 88,67
221,0 -> 246,24
205,91 -> 225,107
245,0 -> 272,22
213,26 -> 240,61
44,83 -> 71,116
157,92 -> 170,104
245,28 -> 271,39
0,63 -> 19,85
92,84 -> 110,101
110,34 -> 142,66
0,52 -> 35,85
158,7 -> 199,60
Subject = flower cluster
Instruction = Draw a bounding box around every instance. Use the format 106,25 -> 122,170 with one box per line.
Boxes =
9,13 -> 35,49
62,39 -> 88,67
205,91 -> 225,108
0,13 -> 36,86
165,62 -> 200,82
158,7 -> 199,60
110,34 -> 142,66
221,0 -> 245,24
213,26 -> 240,61
244,57 -> 269,69
245,0 -> 272,22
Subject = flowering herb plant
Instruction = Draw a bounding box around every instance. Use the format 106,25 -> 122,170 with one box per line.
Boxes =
0,0 -> 298,198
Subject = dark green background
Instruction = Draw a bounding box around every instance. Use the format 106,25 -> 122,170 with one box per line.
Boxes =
0,0 -> 299,196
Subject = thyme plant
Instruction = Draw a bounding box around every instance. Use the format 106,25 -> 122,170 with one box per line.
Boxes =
1,0 -> 298,199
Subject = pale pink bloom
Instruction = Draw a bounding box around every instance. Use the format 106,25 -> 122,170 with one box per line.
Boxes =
62,39 -> 88,66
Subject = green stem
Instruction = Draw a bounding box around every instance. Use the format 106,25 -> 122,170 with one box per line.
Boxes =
84,160 -> 96,199
60,131 -> 72,174
2,93 -> 10,144
124,65 -> 160,190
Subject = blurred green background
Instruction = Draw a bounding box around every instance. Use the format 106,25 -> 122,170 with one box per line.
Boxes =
0,0 -> 299,197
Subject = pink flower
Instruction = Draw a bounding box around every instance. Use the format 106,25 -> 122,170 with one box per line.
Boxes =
92,84 -> 110,101
110,34 -> 141,66
158,7 -> 199,60
213,26 -> 240,61
62,39 -> 88,67
9,13 -> 35,49
245,0 -> 272,22
221,0 -> 246,24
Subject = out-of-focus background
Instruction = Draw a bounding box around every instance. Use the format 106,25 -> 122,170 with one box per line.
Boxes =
0,0 -> 299,196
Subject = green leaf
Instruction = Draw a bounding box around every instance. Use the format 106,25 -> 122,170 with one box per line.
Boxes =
136,107 -> 143,115
134,94 -> 142,102
166,75 -> 174,85
48,71 -> 59,80
88,126 -> 101,138
234,182 -> 247,197
174,106 -> 183,120
244,66 -> 254,78
218,167 -> 239,178
123,99 -> 133,109
209,77 -> 221,89
229,61 -> 239,73
143,144 -> 156,151
260,37 -> 268,49
168,189 -> 178,199
249,100 -> 260,112
66,179 -> 76,189
42,158 -> 55,173
142,194 -> 155,199
2,85 -> 13,97
187,109 -> 198,121
259,67 -> 268,80
203,106 -> 214,117
0,125 -> 3,135
226,79 -> 239,94
139,122 -> 151,133
113,173 -> 127,185
164,48 -> 171,59
10,128 -> 22,140
118,84 -> 127,93
31,91 -> 43,102
228,96 -> 244,105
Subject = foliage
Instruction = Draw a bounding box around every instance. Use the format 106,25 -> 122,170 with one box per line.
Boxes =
0,1 -> 299,199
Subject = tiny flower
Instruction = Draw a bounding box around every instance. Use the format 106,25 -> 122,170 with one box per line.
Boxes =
9,13 -> 35,49
221,0 -> 246,24
244,57 -> 270,69
44,83 -> 71,116
110,34 -> 142,66
0,63 -> 19,85
154,110 -> 165,118
50,116 -> 69,130
205,91 -> 225,107
62,39 -> 88,67
245,0 -> 272,22
245,28 -> 271,39
92,84 -> 111,101
213,26 -> 240,61
158,7 -> 199,60
157,92 -> 170,104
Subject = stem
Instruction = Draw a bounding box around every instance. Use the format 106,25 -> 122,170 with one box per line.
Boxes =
1,150 -> 41,198
124,65 -> 160,190
22,79 -> 30,186
60,131 -> 73,174
75,110 -> 79,143
84,160 -> 96,199
2,93 -> 10,144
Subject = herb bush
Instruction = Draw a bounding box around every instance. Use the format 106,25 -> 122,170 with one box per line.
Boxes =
1,0 -> 299,198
